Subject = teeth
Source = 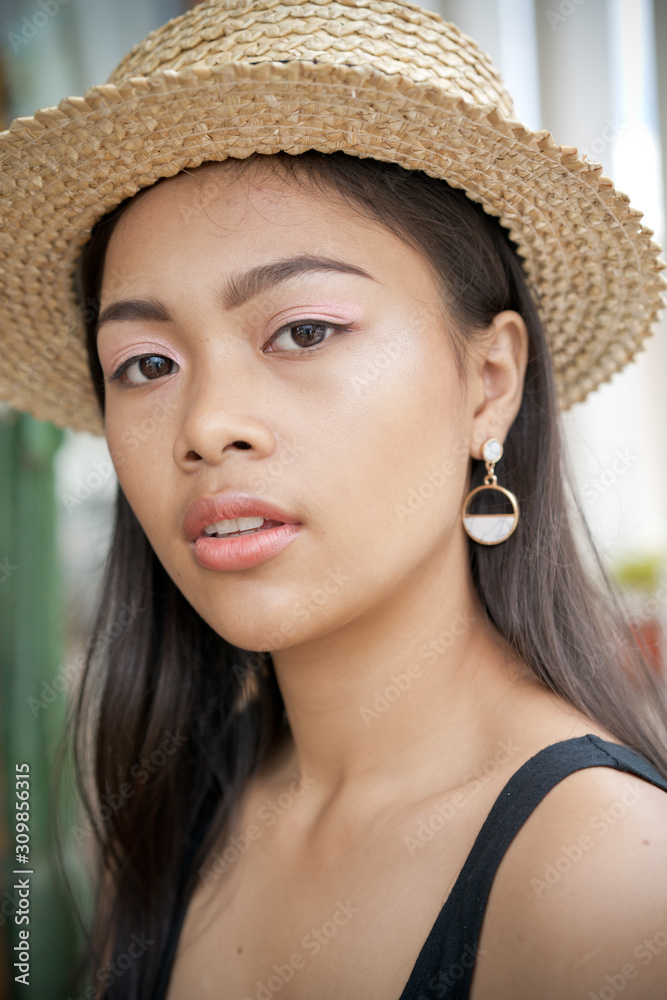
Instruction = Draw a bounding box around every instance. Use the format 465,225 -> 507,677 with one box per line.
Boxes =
204,516 -> 265,537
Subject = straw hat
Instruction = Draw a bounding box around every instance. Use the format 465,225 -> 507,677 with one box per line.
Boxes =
1,0 -> 665,435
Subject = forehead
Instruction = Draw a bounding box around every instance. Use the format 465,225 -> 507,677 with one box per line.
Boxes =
111,158 -> 361,240
101,158 -> 444,308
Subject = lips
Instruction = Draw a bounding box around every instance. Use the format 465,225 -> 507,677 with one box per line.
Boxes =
183,492 -> 301,542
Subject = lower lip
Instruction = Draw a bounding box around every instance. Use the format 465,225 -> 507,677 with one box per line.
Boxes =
192,523 -> 301,572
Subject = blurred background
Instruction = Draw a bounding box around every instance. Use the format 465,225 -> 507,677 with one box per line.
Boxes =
0,0 -> 666,997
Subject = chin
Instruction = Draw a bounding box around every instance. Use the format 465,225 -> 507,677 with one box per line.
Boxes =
174,581 -> 299,652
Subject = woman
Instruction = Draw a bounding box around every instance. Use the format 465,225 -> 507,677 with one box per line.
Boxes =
1,2 -> 667,998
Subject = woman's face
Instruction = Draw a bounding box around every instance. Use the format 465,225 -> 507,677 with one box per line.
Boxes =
97,160 -> 479,651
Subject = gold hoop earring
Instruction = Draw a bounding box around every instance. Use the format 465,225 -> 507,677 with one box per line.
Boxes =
462,438 -> 519,545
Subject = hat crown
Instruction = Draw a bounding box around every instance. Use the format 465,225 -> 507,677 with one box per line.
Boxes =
107,0 -> 516,120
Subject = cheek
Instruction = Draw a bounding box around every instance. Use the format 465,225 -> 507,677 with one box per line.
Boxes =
104,388 -> 176,469
349,329 -> 464,484
104,415 -> 175,539
315,331 -> 469,568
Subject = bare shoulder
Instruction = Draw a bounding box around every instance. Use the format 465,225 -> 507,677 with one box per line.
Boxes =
471,756 -> 667,1000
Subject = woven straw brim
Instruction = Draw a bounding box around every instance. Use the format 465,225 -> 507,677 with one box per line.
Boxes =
1,3 -> 665,434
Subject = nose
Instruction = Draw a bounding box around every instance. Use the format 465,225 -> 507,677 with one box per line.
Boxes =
172,368 -> 276,470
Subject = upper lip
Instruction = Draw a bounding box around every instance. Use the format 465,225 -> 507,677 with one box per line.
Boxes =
183,492 -> 301,541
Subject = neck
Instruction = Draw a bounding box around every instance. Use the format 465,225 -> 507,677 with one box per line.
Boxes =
268,534 -> 530,808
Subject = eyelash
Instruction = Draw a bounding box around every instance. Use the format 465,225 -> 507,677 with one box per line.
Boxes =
106,320 -> 352,385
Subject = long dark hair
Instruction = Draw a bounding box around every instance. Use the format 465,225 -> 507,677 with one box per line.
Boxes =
64,150 -> 667,998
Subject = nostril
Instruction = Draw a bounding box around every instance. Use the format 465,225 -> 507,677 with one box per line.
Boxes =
233,441 -> 252,450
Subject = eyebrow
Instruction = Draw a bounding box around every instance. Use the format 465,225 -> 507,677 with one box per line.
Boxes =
95,254 -> 378,333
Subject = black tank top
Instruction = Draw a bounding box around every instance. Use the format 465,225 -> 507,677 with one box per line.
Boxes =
154,734 -> 667,1000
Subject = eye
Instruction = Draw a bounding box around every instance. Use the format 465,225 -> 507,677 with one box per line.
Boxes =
267,321 -> 344,352
108,354 -> 177,385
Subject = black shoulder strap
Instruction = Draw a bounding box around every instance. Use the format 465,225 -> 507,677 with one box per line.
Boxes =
399,734 -> 667,999
150,788 -> 219,1000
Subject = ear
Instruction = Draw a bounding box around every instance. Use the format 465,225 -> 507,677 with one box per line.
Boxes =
469,310 -> 528,460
